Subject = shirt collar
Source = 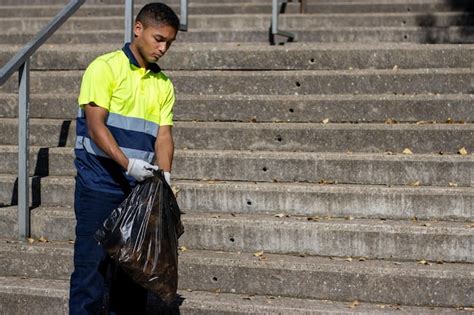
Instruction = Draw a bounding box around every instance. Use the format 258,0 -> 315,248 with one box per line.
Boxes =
122,42 -> 161,73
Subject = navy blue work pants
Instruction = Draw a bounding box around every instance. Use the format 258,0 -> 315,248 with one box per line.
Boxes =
69,181 -> 147,315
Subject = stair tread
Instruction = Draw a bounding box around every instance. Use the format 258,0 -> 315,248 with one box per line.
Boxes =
1,239 -> 472,274
0,275 -> 467,314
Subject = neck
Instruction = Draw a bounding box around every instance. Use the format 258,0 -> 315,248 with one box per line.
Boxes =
129,42 -> 147,69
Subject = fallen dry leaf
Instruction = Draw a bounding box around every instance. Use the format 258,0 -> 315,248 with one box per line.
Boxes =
446,117 -> 453,124
211,215 -> 220,219
171,186 -> 181,196
409,180 -> 421,187
253,251 -> 264,257
250,117 -> 257,123
274,213 -> 288,218
214,288 -> 221,295
358,257 -> 367,262
348,300 -> 359,308
402,148 -> 413,155
384,118 -> 397,124
392,65 -> 399,70
345,257 -> 353,262
458,147 -> 468,155
68,240 -> 75,245
411,216 -> 418,222
319,179 -> 336,185
186,288 -> 193,292
178,246 -> 187,252
417,259 -> 431,265
27,238 -> 35,244
38,236 -> 48,243
345,216 -> 354,221
385,151 -> 393,155
416,120 -> 436,125
436,260 -> 445,265
307,216 -> 320,222
448,182 -> 458,187
322,118 -> 330,124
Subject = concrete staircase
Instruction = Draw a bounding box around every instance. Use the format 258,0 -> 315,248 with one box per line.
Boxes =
0,0 -> 473,313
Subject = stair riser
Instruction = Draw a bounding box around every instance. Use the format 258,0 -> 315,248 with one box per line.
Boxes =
1,207 -> 472,262
2,46 -> 473,71
0,244 -> 472,307
2,14 -> 472,33
0,2 -> 472,17
1,94 -> 473,123
0,149 -> 472,186
0,292 -> 68,315
2,28 -> 473,45
1,70 -> 472,95
180,219 -> 474,262
1,177 -> 472,221
1,121 -> 473,153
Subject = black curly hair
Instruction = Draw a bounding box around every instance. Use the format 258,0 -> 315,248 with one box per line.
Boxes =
135,3 -> 180,30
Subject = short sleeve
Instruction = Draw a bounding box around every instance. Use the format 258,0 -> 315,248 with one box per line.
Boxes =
78,58 -> 115,111
160,81 -> 175,126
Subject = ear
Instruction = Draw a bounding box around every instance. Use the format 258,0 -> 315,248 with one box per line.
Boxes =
134,21 -> 144,38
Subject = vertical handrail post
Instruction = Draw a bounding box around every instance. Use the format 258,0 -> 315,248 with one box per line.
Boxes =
272,0 -> 279,35
18,59 -> 30,239
180,0 -> 188,31
125,0 -> 134,43
270,0 -> 295,44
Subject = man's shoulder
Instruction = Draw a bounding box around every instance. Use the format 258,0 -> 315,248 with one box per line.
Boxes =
92,49 -> 126,66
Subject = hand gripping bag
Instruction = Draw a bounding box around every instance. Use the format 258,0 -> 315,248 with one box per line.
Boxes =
95,171 -> 184,304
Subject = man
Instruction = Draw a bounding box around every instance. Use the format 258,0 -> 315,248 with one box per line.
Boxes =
69,3 -> 179,314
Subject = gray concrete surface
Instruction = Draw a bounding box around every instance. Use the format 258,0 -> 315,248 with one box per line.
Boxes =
1,207 -> 473,262
0,146 -> 472,186
2,69 -> 472,95
1,43 -> 473,71
1,93 -> 473,123
1,175 -> 472,221
0,241 -> 472,307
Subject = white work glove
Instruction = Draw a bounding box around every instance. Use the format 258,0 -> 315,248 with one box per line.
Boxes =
163,171 -> 171,186
126,158 -> 158,182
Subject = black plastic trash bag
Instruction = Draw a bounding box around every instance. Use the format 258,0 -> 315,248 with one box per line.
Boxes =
95,171 -> 184,304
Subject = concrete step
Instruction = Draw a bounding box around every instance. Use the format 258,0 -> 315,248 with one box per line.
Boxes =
2,43 -> 473,71
1,175 -> 472,221
2,27 -> 473,45
5,0 -> 472,5
2,206 -> 473,262
1,119 -> 473,153
0,241 -> 472,307
1,13 -> 473,34
1,69 -> 472,95
1,93 -> 473,123
0,146 -> 472,186
5,277 -> 461,315
0,2 -> 472,17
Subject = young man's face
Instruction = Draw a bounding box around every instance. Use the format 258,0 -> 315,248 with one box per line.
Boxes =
133,21 -> 177,64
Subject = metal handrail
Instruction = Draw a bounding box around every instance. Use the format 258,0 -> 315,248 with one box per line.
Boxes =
180,0 -> 189,31
0,0 -> 86,239
271,0 -> 305,44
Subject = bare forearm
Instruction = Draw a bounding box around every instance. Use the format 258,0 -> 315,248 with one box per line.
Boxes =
155,129 -> 174,172
89,124 -> 129,170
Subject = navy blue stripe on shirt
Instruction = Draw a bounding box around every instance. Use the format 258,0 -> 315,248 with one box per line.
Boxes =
76,117 -> 156,153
